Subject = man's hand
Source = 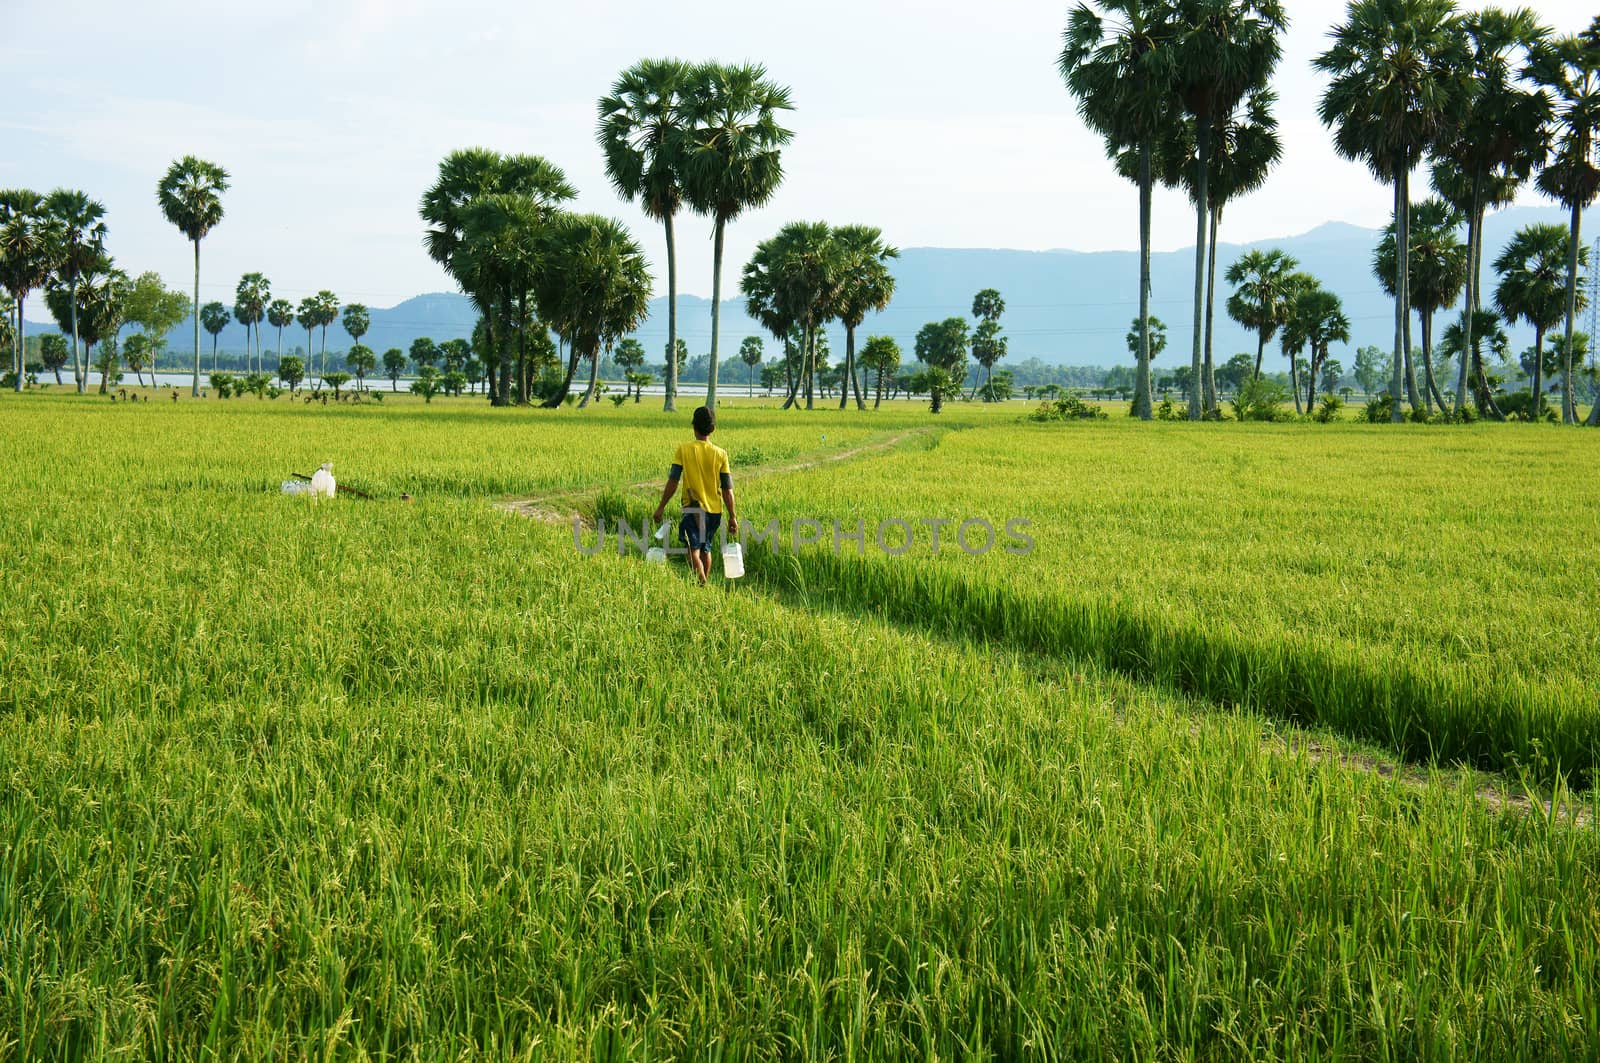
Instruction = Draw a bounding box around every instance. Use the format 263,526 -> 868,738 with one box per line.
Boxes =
652,505 -> 666,526
727,515 -> 739,538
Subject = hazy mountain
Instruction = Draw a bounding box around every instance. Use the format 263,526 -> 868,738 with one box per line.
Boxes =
28,207 -> 1594,370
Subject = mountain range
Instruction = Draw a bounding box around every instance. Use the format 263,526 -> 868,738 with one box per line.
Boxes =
28,207 -> 1595,370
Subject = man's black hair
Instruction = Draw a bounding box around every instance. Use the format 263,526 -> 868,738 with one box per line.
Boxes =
693,406 -> 715,436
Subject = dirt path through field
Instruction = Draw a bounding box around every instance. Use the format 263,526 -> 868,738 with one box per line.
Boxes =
497,425 -> 937,524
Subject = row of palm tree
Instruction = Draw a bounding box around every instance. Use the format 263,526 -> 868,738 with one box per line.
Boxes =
598,59 -> 794,412
739,222 -> 898,410
1062,1 -> 1599,426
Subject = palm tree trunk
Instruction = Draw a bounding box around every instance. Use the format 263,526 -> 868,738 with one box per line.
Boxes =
705,218 -> 726,411
1187,122 -> 1210,421
1252,331 -> 1266,381
1204,204 -> 1220,414
276,325 -> 283,367
578,341 -> 602,408
780,337 -> 796,409
1307,349 -> 1319,411
1530,327 -> 1545,420
190,241 -> 201,396
13,299 -> 23,392
67,274 -> 84,393
1453,182 -> 1478,417
874,366 -> 884,409
1134,144 -> 1154,420
1389,170 -> 1405,423
212,335 -> 219,374
1399,183 -> 1423,415
846,324 -> 864,410
1422,309 -> 1447,414
804,323 -> 815,410
1561,198 -> 1581,424
663,211 -> 678,413
1289,343 -> 1303,416
544,333 -> 583,408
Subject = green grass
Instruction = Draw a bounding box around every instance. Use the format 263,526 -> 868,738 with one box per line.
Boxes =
2,393 -> 1598,1059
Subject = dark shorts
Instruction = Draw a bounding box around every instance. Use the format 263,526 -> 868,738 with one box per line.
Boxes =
679,511 -> 722,552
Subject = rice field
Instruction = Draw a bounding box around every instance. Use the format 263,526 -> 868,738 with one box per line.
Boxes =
2,392 -> 1597,1060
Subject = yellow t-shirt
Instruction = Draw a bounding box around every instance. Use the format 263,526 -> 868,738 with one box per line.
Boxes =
672,439 -> 732,514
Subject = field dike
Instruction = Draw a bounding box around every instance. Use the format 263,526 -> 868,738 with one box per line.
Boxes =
526,427 -> 1596,795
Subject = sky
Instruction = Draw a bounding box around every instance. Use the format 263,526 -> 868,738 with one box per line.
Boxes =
4,0 -> 1595,319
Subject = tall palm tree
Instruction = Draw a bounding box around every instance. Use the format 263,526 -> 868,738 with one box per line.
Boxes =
680,62 -> 794,411
156,156 -> 228,396
342,303 -> 370,362
43,189 -> 106,393
296,297 -> 319,389
1060,1 -> 1176,420
1275,272 -> 1318,413
1282,282 -> 1351,411
831,225 -> 899,410
1225,248 -> 1298,380
73,263 -> 130,394
1318,0 -> 1468,422
1495,223 -> 1580,419
0,190 -> 60,392
530,213 -> 653,408
234,272 -> 270,374
738,336 -> 763,395
1126,87 -> 1283,411
266,298 -> 293,368
598,58 -> 692,413
1430,7 -> 1551,419
200,302 -> 230,371
311,291 -> 339,385
1168,0 -> 1287,419
421,150 -> 575,406
1530,25 -> 1600,423
1374,198 -> 1468,413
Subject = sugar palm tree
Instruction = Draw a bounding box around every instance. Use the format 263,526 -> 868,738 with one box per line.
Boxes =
1168,0 -> 1287,419
1282,283 -> 1351,411
296,297 -> 319,388
421,149 -> 575,405
346,344 -> 376,392
342,303 -> 370,360
599,58 -> 692,413
830,225 -> 898,410
156,156 -> 228,396
1225,248 -> 1299,381
1374,198 -> 1468,412
1495,223 -> 1579,419
1318,0 -> 1468,422
0,190 -> 60,392
1060,0 -> 1176,420
200,301 -> 230,371
859,335 -> 901,408
310,291 -> 339,386
738,336 -> 763,395
1429,7 -> 1551,419
43,189 -> 106,393
1530,24 -> 1600,423
680,61 -> 794,411
1128,87 -> 1282,411
530,213 -> 653,408
741,222 -> 839,410
1275,272 -> 1318,413
234,273 -> 270,374
56,261 -> 128,393
266,298 -> 293,367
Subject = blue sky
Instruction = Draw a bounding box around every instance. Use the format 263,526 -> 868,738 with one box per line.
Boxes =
4,0 -> 1594,315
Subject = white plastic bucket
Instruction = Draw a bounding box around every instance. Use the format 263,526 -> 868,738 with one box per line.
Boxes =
721,541 -> 744,579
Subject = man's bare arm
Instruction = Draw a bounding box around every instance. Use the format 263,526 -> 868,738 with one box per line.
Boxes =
651,466 -> 681,524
